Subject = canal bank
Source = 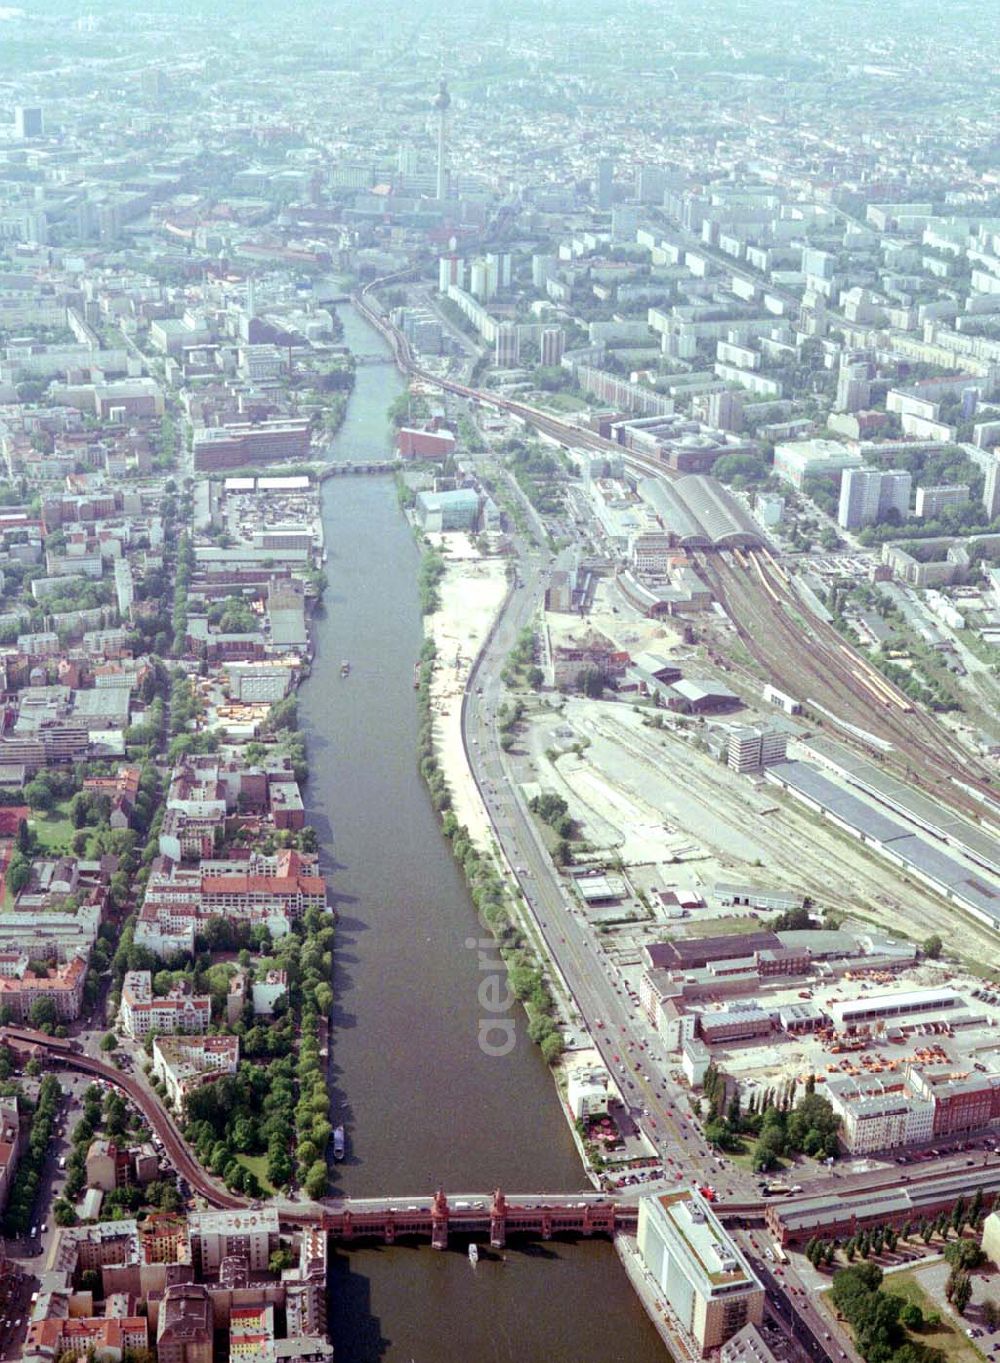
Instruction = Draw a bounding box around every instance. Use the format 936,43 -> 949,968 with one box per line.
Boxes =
298,301 -> 665,1361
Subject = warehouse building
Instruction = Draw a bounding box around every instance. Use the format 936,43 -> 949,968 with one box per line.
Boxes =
637,1188 -> 764,1355
830,988 -> 962,1032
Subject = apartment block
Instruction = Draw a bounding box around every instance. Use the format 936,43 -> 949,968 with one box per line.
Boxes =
188,1207 -> 279,1277
838,467 -> 912,531
914,484 -> 970,519
119,971 -> 211,1038
152,1035 -> 240,1111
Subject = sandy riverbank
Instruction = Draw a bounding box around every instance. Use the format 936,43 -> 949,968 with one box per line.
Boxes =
423,533 -> 507,847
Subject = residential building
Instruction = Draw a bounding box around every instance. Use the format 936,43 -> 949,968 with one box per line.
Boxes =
0,1099 -> 22,1213
156,1283 -> 213,1363
825,1075 -> 935,1154
0,954 -> 86,1021
636,1188 -> 764,1355
119,971 -> 211,1038
85,1138 -> 131,1192
566,1065 -> 610,1120
494,322 -> 519,367
152,1036 -> 240,1112
188,1206 -> 279,1277
984,453 -> 1000,522
114,559 -> 134,617
914,484 -> 970,519
26,1315 -> 148,1361
838,468 -> 912,530
14,106 -> 43,139
540,327 -> 565,367
707,390 -> 744,433
199,870 -> 325,918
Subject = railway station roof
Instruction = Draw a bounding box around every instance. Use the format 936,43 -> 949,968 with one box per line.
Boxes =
638,475 -> 764,549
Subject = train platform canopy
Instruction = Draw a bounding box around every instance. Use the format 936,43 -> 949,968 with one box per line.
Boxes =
766,760 -> 1000,929
804,735 -> 1000,877
638,475 -> 763,549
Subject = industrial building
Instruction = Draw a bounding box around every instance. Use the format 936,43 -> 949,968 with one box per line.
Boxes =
726,726 -> 787,774
636,1188 -> 764,1355
830,988 -> 962,1032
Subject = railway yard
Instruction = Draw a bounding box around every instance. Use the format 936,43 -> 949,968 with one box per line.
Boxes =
697,549 -> 998,822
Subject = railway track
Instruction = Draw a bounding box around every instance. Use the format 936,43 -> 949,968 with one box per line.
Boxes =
701,551 -> 995,819
356,275 -> 995,819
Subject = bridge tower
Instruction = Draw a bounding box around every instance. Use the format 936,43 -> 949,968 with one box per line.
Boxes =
540,1209 -> 553,1241
490,1188 -> 507,1249
431,1187 -> 449,1250
383,1210 -> 396,1245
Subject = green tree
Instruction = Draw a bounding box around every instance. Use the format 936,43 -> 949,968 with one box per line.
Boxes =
29,996 -> 58,1029
304,1160 -> 328,1200
899,1302 -> 923,1330
922,934 -> 943,959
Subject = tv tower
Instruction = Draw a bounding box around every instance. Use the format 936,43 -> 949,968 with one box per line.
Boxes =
432,77 -> 451,201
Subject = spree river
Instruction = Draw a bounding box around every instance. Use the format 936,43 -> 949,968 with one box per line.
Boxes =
297,301 -> 664,1362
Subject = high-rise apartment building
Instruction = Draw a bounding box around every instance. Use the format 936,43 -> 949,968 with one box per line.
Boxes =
531,254 -> 556,289
707,390 -> 744,433
540,327 -> 565,368
596,156 -> 614,210
14,106 -> 43,139
838,467 -> 911,530
984,453 -> 1000,522
835,363 -> 870,414
494,322 -> 519,368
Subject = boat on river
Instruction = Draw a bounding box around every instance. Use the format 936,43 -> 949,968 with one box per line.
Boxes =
340,659 -> 350,677
468,1243 -> 479,1265
333,1126 -> 346,1160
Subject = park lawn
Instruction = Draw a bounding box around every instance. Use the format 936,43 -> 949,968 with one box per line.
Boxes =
235,1153 -> 276,1195
537,392 -> 589,413
31,805 -> 75,852
882,1272 -> 985,1363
